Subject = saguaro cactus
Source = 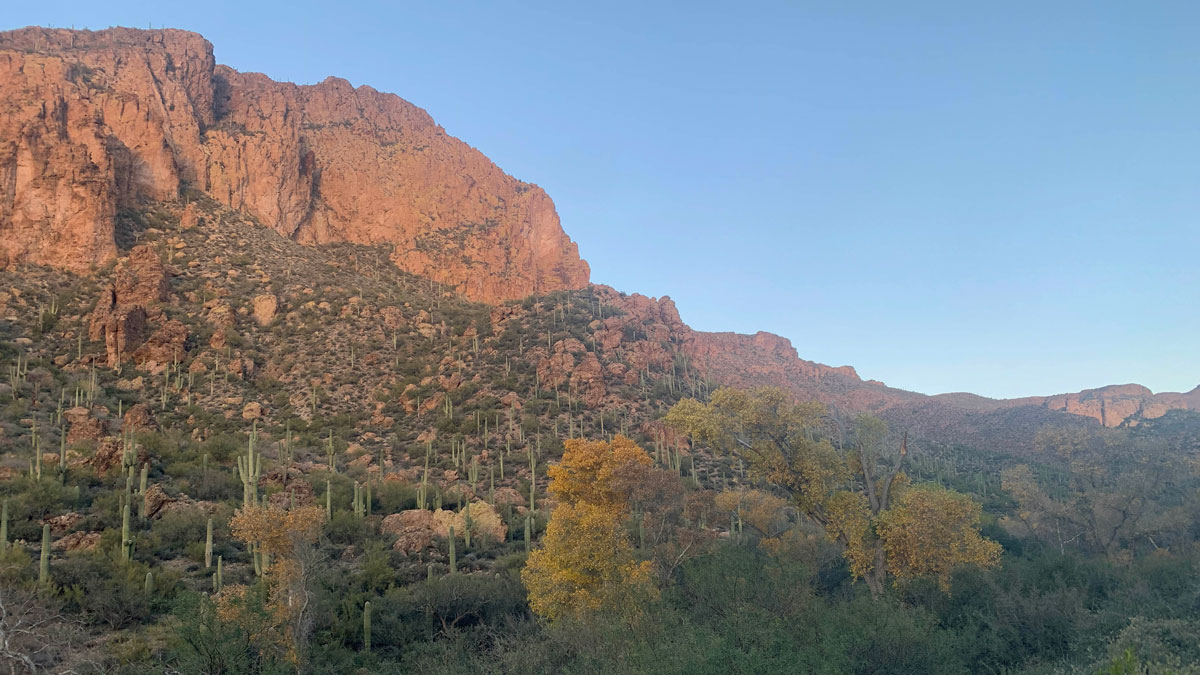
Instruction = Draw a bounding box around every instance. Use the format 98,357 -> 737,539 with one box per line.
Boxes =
138,463 -> 150,519
363,601 -> 372,652
237,432 -> 261,509
120,502 -> 133,561
416,479 -> 428,511
58,433 -> 67,483
205,518 -> 214,568
448,525 -> 457,573
463,501 -> 472,549
39,524 -> 50,583
1,499 -> 8,551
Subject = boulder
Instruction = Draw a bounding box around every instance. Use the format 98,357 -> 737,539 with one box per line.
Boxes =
252,294 -> 278,327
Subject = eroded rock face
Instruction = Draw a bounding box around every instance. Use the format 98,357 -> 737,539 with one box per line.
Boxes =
1009,384 -> 1200,428
112,244 -> 169,307
0,27 -> 589,303
123,402 -> 154,431
65,406 -> 108,445
382,510 -> 435,554
88,244 -> 169,366
90,437 -> 126,476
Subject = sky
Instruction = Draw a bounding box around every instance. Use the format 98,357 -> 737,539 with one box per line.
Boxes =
6,1 -> 1199,399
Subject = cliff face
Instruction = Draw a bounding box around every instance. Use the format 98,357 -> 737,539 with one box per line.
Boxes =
0,26 -> 588,302
934,383 -> 1200,428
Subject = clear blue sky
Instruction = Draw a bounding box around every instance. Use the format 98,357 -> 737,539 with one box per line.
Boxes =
8,1 -> 1199,399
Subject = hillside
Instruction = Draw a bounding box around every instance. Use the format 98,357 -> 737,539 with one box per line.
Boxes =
0,24 -> 1198,674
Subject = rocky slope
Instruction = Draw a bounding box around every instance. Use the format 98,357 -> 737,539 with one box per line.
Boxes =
0,26 -> 587,302
0,25 -> 1194,438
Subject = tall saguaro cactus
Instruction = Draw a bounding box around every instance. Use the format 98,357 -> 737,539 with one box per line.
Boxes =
120,502 -> 133,561
39,524 -> 50,584
237,430 -> 261,509
138,462 -> 149,519
205,518 -> 214,568
363,601 -> 372,652
463,501 -> 472,549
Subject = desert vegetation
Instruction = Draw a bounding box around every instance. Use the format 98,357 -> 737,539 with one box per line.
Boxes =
0,201 -> 1195,674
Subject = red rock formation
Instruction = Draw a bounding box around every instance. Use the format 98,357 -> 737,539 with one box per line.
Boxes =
89,243 -> 169,365
0,26 -> 588,302
130,319 -> 188,368
586,286 -> 1200,428
64,406 -> 108,445
588,284 -> 902,411
123,402 -> 154,431
52,531 -> 101,552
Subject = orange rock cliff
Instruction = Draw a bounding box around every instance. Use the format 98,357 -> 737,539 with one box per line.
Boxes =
0,27 -> 588,302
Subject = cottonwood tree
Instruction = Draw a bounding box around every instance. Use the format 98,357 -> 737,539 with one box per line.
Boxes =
228,504 -> 327,664
666,387 -> 1000,597
522,436 -> 659,621
610,458 -> 716,582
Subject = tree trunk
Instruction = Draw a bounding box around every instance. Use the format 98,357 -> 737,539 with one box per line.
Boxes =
865,545 -> 888,599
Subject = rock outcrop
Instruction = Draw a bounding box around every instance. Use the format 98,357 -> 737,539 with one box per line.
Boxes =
0,26 -> 588,303
251,294 -> 277,327
88,244 -> 170,366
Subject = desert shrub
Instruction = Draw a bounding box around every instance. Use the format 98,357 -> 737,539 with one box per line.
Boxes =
54,554 -> 154,628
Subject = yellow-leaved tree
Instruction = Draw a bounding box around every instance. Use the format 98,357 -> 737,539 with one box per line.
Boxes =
227,504 -> 326,663
666,387 -> 1000,597
876,484 -> 1000,590
522,436 -> 658,621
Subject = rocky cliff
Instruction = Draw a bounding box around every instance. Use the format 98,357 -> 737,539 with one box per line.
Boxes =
0,26 -> 588,302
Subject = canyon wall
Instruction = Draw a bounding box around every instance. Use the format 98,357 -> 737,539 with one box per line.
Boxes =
0,26 -> 588,302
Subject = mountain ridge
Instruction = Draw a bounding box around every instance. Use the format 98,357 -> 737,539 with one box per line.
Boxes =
0,25 -> 1194,434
